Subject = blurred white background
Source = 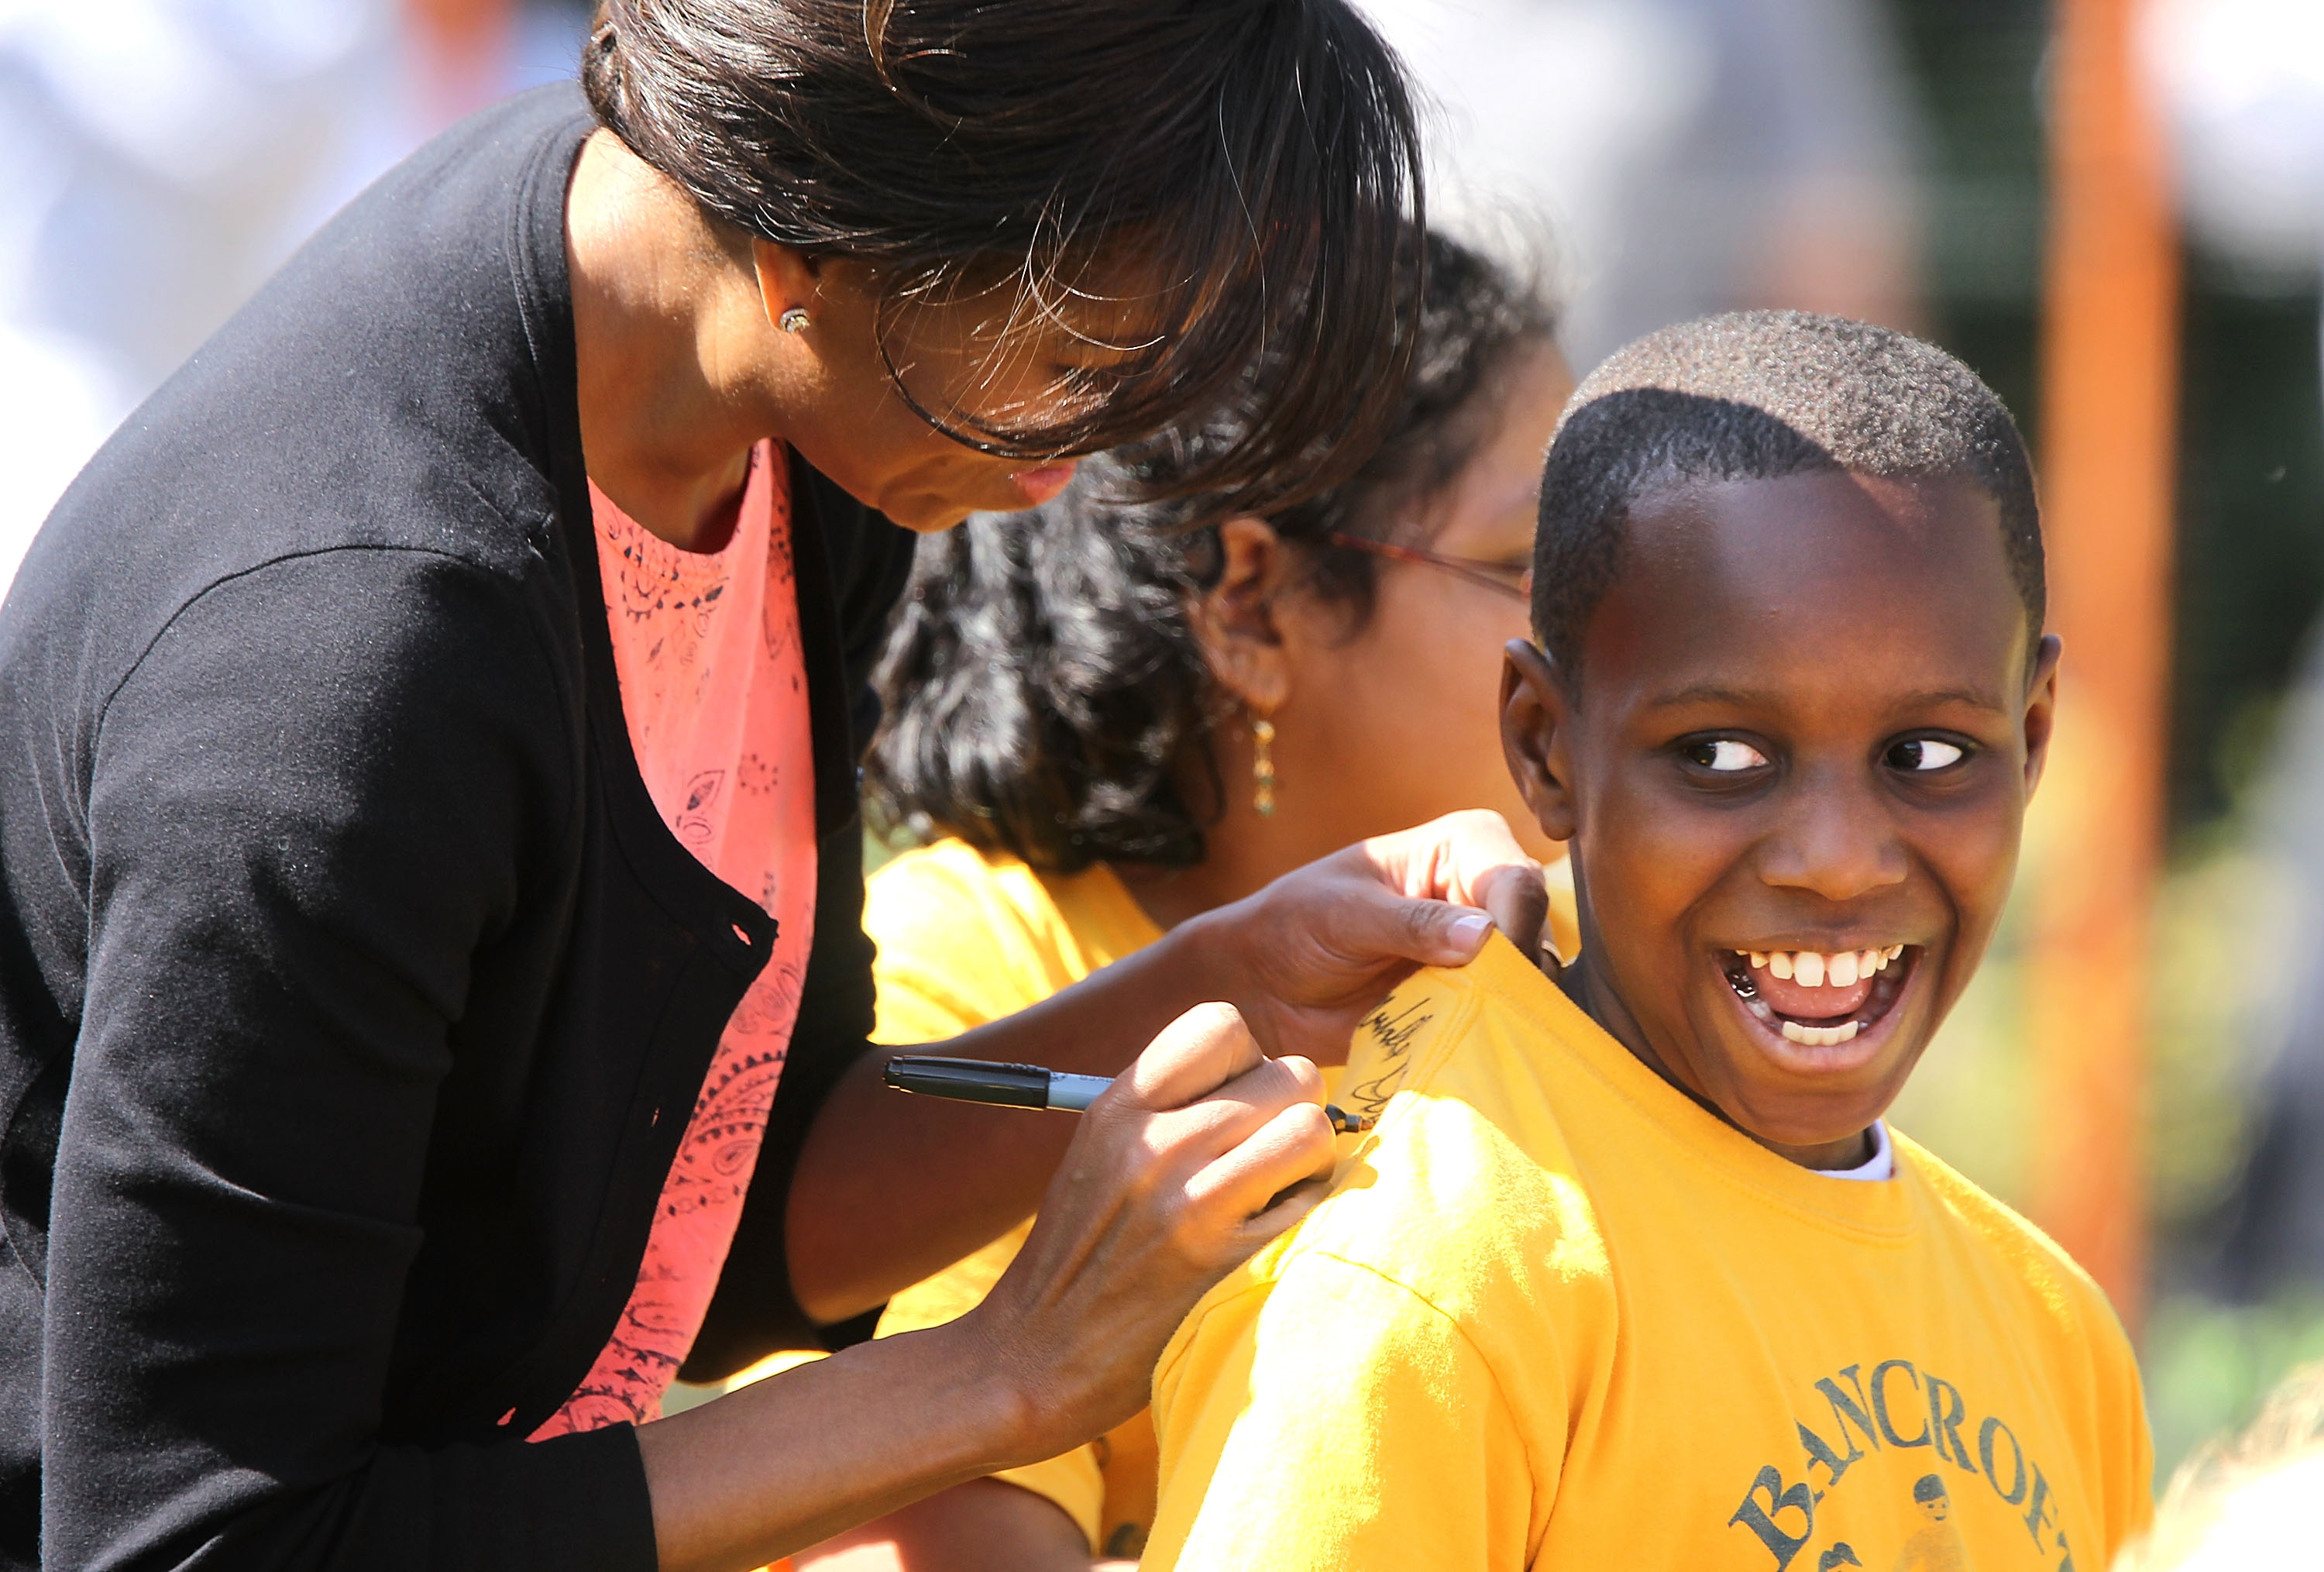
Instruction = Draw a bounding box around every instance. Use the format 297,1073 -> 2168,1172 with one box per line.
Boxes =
0,0 -> 590,585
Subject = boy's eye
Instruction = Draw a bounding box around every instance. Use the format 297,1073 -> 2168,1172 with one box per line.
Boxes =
1684,739 -> 1770,772
1887,738 -> 1965,772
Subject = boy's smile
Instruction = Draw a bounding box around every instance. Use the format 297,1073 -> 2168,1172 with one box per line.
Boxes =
1504,469 -> 2059,1168
1722,943 -> 1912,1051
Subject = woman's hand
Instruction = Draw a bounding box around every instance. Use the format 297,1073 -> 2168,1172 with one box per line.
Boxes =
641,1003 -> 1333,1572
1188,809 -> 1547,1064
954,1000 -> 1335,1459
788,809 -> 1541,1320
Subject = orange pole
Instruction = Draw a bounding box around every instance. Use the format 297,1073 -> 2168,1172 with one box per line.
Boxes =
2025,0 -> 2179,1321
402,0 -> 516,128
403,0 -> 511,55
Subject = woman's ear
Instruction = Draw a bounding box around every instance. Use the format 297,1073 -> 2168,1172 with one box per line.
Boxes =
1501,638 -> 1579,842
748,238 -> 823,332
1186,517 -> 1294,715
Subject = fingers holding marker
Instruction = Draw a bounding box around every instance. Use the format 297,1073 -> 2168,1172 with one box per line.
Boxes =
1188,1096 -> 1336,1260
1136,1046 -> 1328,1154
968,1006 -> 1344,1456
874,1016 -> 1353,1310
1101,1006 -> 1336,1261
1112,1000 -> 1269,1114
1116,1006 -> 1329,1159
1162,1051 -> 1331,1182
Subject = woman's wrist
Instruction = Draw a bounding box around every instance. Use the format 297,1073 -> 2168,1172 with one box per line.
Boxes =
910,1309 -> 1059,1474
639,1316 -> 1056,1572
1155,903 -> 1254,1019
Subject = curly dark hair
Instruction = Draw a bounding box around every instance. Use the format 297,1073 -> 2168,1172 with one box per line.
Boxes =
866,232 -> 1556,872
584,0 -> 1424,518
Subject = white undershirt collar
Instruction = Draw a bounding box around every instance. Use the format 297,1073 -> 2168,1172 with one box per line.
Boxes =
1815,1120 -> 1894,1182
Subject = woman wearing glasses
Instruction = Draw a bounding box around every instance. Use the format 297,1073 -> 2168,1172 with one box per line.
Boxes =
782,232 -> 1577,1572
0,9 -> 1555,1572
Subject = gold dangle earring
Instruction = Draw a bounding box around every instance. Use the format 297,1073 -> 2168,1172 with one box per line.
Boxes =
1250,712 -> 1277,817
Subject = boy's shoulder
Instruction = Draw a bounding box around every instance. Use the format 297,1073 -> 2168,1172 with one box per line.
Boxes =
1334,932 -> 1587,1130
1892,1129 -> 2137,1352
1886,1133 -> 2150,1539
1184,938 -> 1616,1337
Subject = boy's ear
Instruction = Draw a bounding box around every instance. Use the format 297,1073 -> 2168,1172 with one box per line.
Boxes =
1501,639 -> 1579,842
2020,632 -> 2063,796
1186,518 -> 1294,715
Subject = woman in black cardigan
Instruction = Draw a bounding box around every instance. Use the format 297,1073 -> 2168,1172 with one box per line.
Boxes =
0,4 -> 1549,1571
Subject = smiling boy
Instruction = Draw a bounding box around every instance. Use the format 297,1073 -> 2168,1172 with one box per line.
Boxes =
1140,313 -> 2152,1570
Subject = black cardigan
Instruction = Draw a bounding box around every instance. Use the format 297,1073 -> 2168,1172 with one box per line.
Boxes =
0,87 -> 915,1571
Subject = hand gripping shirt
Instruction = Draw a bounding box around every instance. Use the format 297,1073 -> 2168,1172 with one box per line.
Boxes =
1146,934 -> 2152,1572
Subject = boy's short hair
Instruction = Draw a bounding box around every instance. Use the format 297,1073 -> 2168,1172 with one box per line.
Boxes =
1531,310 -> 2043,672
1913,1474 -> 1948,1504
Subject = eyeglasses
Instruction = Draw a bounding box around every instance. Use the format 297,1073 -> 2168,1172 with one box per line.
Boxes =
1324,531 -> 1533,602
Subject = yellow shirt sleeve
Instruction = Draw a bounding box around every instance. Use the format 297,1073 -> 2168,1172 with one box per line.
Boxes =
1146,1250 -> 1546,1572
863,840 -> 1160,1045
863,847 -> 1054,1044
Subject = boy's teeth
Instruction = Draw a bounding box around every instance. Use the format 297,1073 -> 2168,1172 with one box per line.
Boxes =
1739,947 -> 1910,987
1780,1020 -> 1861,1047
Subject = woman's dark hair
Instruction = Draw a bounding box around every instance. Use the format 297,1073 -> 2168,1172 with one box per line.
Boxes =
867,232 -> 1556,872
585,0 -> 1423,517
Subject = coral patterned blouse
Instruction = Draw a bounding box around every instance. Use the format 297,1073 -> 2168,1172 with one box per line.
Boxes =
533,439 -> 819,1436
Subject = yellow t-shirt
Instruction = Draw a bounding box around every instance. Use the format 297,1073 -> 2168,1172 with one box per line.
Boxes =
1145,934 -> 2154,1572
859,839 -> 1582,1556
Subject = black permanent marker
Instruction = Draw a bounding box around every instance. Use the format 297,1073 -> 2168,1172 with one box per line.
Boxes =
883,1054 -> 1372,1133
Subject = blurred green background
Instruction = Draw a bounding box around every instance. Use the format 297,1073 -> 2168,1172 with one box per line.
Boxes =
1886,0 -> 2324,1482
